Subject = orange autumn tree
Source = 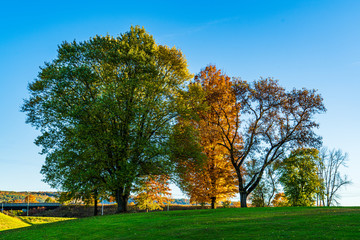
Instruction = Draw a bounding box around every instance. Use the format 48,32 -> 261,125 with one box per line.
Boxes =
174,65 -> 239,209
133,175 -> 171,212
24,195 -> 38,203
175,67 -> 325,208
271,193 -> 289,207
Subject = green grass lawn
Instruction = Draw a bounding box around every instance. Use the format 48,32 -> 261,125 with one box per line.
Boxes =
0,213 -> 30,231
1,207 -> 360,239
17,216 -> 76,225
0,213 -> 74,233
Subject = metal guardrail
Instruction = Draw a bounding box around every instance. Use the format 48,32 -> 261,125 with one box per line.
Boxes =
2,203 -> 60,208
1,203 -> 61,212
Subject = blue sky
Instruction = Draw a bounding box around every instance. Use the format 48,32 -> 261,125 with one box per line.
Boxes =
0,0 -> 359,205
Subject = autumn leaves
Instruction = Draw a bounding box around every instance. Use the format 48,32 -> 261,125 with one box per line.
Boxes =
172,66 -> 239,209
173,65 -> 325,208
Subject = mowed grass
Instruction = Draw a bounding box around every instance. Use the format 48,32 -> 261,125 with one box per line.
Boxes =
0,213 -> 74,232
1,207 -> 360,239
17,216 -> 76,225
0,213 -> 30,231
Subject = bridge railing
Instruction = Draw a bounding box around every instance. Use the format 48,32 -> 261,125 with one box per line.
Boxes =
1,203 -> 61,210
2,203 -> 60,207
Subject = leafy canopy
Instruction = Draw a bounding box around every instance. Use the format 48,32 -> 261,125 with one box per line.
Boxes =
279,148 -> 323,206
22,26 -> 192,212
172,66 -> 238,208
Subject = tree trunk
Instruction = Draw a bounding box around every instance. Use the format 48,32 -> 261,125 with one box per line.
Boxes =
115,188 -> 125,213
115,188 -> 129,213
93,190 -> 98,216
211,197 -> 216,209
240,192 -> 248,208
94,198 -> 98,216
121,194 -> 129,212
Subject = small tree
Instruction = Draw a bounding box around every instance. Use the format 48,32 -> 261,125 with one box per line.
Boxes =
134,175 -> 171,212
249,182 -> 268,207
279,148 -> 322,206
248,164 -> 279,207
271,193 -> 289,207
318,148 -> 351,206
25,195 -> 38,203
44,197 -> 56,203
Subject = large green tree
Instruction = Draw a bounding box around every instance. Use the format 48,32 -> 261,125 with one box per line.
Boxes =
279,148 -> 323,206
22,26 -> 192,212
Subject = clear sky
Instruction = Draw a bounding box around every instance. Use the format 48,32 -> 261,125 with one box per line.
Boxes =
0,0 -> 359,205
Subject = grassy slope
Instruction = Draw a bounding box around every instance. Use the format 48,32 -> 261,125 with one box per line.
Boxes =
0,214 -> 74,233
17,216 -> 76,225
0,213 -> 29,231
1,207 -> 360,239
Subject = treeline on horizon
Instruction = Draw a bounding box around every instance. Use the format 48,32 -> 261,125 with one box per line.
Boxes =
0,191 -> 58,203
0,191 -> 192,206
20,26 -> 350,215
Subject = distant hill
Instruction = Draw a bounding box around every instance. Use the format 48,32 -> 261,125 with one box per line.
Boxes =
0,191 -> 59,203
170,198 -> 190,205
0,191 -> 191,205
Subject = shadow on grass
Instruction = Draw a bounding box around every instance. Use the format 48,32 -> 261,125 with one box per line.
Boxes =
16,217 -> 34,226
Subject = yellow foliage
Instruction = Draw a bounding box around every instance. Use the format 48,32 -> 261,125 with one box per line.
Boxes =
24,195 -> 38,203
178,65 -> 239,208
232,201 -> 241,208
272,193 -> 289,207
134,175 -> 171,211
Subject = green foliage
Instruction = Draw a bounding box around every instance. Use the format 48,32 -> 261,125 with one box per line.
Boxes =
3,210 -> 23,217
22,26 -> 191,212
44,197 -> 56,203
249,182 -> 268,207
279,148 -> 323,206
221,200 -> 231,208
248,163 -> 279,207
